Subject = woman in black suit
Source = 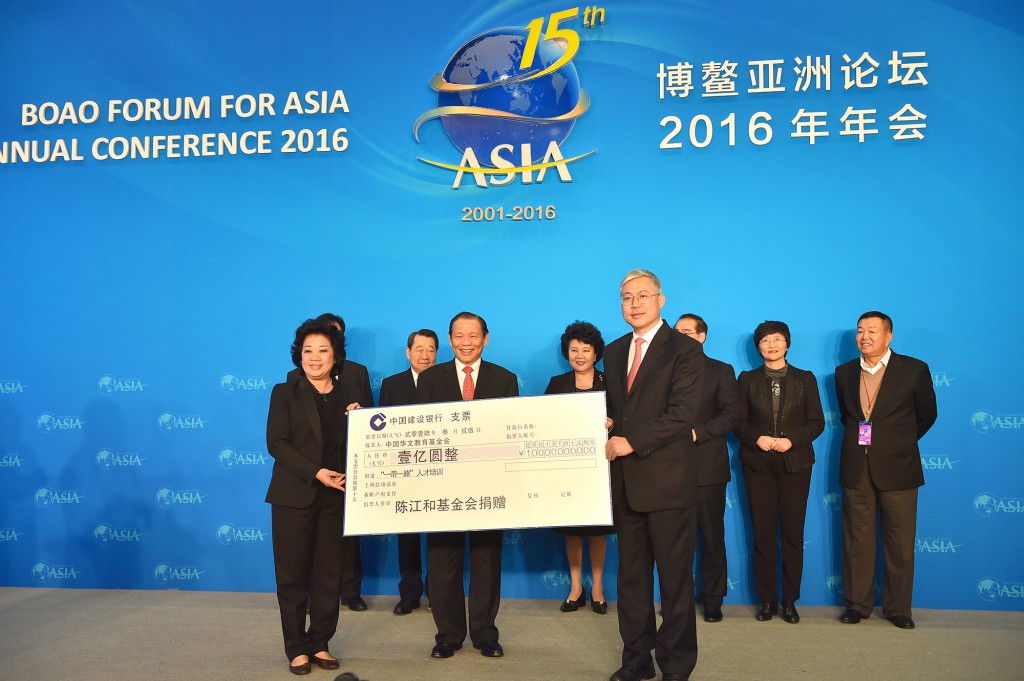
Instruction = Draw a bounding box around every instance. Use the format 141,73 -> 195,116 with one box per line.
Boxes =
544,321 -> 613,614
736,321 -> 824,624
266,319 -> 348,675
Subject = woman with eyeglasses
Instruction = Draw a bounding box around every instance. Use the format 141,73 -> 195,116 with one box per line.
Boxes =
735,321 -> 824,625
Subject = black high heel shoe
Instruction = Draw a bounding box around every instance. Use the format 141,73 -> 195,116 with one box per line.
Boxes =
591,593 -> 608,615
559,589 -> 586,612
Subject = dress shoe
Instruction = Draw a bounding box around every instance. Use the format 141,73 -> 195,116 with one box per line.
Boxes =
662,675 -> 688,681
560,589 -> 586,612
592,598 -> 608,615
839,608 -> 868,624
781,602 -> 800,624
430,642 -> 461,658
755,601 -> 778,621
476,640 -> 504,657
288,656 -> 311,675
393,598 -> 420,615
703,605 -> 723,622
342,596 -> 368,611
890,615 -> 915,629
608,664 -> 656,681
312,653 -> 340,670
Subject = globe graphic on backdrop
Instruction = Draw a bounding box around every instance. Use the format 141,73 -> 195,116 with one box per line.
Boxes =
973,494 -> 996,516
438,27 -> 581,165
970,410 -> 993,433
216,524 -> 235,545
977,578 -> 999,601
94,524 -> 113,544
154,563 -> 172,585
96,449 -> 114,469
31,562 -> 49,582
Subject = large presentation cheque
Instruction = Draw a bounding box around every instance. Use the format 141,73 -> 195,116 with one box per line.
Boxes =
344,392 -> 611,536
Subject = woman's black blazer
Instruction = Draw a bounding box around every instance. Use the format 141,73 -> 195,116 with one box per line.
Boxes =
265,370 -> 343,508
735,364 -> 824,473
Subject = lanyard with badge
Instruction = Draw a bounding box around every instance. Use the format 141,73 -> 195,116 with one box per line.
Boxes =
859,369 -> 883,446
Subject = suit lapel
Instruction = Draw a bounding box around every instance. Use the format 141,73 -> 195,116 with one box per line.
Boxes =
611,334 -> 630,396
754,367 -> 772,427
778,368 -> 793,431
475,362 -> 489,399
629,324 -> 668,394
844,361 -> 865,420
402,369 -> 416,401
447,360 -> 464,400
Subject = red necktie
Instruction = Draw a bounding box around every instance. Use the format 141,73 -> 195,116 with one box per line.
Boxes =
462,366 -> 475,401
626,337 -> 645,392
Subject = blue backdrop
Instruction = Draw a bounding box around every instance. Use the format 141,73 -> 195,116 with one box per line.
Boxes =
1,0 -> 1022,611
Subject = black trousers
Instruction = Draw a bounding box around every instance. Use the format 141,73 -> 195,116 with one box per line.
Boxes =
695,483 -> 728,608
426,530 -> 502,647
842,458 -> 919,618
742,459 -> 811,603
271,488 -> 343,660
339,535 -> 363,599
614,498 -> 698,679
397,532 -> 425,601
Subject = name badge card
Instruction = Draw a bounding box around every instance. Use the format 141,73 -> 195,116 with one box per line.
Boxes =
858,421 -> 872,446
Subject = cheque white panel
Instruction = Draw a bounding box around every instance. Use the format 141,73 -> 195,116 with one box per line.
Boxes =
344,392 -> 611,535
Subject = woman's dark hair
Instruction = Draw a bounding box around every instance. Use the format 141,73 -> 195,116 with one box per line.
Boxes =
290,319 -> 346,370
315,312 -> 345,333
560,320 -> 605,361
753,320 -> 791,348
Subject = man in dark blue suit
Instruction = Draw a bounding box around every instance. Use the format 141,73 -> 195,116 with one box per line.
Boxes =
378,328 -> 439,615
416,312 -> 518,660
674,314 -> 739,623
604,270 -> 704,681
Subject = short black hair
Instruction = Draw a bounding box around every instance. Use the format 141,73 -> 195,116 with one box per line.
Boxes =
407,329 -> 439,350
290,319 -> 346,370
449,311 -> 488,336
676,313 -> 708,335
560,321 -> 605,361
858,311 -> 893,333
753,320 -> 791,348
315,312 -> 345,334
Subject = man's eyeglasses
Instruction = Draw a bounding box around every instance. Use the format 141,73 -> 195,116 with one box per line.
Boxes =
620,291 -> 659,307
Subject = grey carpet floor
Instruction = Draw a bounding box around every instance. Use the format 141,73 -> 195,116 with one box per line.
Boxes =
1,588 -> 1021,680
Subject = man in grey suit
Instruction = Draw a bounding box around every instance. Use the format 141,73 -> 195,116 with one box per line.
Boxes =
605,270 -> 704,681
836,311 -> 937,629
674,314 -> 739,623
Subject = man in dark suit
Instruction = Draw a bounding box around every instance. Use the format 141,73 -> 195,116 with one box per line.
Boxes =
674,314 -> 739,623
835,311 -> 937,630
605,270 -> 704,681
378,328 -> 439,615
416,312 -> 518,660
314,313 -> 374,612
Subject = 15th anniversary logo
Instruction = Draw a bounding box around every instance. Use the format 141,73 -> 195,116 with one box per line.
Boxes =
414,7 -> 603,190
